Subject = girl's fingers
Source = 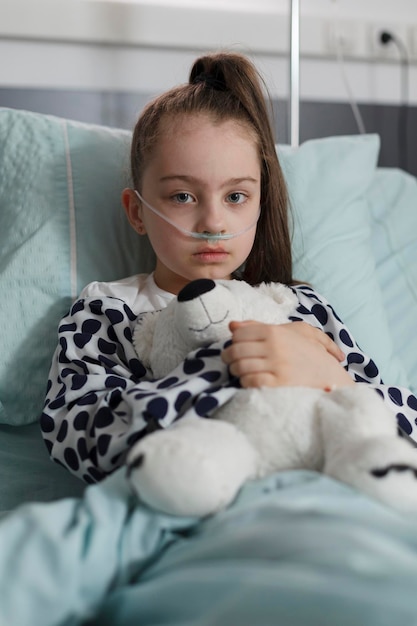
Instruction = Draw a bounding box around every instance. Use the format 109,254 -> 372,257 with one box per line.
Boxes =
222,320 -> 353,390
227,357 -> 268,379
239,372 -> 277,388
222,340 -> 266,365
312,328 -> 345,362
227,320 -> 345,362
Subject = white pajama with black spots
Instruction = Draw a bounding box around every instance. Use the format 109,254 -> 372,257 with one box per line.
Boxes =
41,279 -> 417,483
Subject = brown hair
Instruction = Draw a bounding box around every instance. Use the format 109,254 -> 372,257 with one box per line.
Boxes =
130,51 -> 294,286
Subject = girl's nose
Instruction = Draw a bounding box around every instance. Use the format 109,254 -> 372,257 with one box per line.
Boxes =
195,198 -> 226,234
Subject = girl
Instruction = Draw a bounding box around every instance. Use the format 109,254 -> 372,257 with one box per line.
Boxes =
41,52 -> 417,484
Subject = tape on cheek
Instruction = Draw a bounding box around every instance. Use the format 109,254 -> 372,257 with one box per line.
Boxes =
134,190 -> 260,241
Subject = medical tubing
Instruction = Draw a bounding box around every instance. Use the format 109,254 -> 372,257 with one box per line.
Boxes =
134,190 -> 259,241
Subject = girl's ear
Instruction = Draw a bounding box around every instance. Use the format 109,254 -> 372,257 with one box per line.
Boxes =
121,188 -> 146,235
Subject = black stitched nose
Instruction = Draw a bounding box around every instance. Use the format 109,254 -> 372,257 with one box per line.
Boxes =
178,279 -> 216,302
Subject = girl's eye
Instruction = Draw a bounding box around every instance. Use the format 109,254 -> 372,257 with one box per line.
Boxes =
172,192 -> 194,204
226,192 -> 246,204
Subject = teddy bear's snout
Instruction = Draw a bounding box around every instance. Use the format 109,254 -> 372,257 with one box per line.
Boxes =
178,279 -> 216,302
176,280 -> 235,338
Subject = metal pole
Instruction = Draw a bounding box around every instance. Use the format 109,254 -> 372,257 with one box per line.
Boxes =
289,0 -> 300,147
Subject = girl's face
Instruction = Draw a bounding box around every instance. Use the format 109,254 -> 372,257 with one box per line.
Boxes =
123,113 -> 261,295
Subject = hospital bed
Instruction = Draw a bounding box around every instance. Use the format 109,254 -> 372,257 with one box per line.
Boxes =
0,5 -> 417,623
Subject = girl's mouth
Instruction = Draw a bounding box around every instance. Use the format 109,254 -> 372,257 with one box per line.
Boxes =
193,246 -> 229,263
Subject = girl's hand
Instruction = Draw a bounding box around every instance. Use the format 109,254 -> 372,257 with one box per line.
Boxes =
221,320 -> 355,390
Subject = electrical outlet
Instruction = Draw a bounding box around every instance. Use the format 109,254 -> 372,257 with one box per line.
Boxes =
369,23 -> 410,60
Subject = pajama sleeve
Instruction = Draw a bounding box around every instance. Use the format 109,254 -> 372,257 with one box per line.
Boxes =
291,285 -> 417,443
40,296 -> 237,483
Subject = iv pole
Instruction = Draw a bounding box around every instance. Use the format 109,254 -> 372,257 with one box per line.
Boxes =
289,0 -> 300,147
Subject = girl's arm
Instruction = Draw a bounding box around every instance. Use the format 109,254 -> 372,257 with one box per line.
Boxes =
222,284 -> 417,443
41,296 -> 235,483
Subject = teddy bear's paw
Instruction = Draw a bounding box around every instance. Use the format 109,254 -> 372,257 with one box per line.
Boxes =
126,416 -> 258,517
324,435 -> 417,513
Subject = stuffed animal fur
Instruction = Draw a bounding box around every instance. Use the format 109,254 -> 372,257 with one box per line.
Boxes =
127,278 -> 417,517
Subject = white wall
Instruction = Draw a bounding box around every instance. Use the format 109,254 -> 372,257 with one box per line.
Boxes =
0,0 -> 416,104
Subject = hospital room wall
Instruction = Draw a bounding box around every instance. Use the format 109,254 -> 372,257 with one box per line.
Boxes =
0,0 -> 416,174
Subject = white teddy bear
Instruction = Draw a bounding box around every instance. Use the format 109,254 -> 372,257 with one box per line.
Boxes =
126,278 -> 417,517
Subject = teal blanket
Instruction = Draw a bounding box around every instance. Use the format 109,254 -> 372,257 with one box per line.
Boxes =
1,470 -> 417,626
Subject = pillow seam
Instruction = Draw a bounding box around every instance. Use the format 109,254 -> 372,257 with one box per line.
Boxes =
61,119 -> 78,301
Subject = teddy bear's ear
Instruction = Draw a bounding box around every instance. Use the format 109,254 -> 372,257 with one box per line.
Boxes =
133,311 -> 161,368
255,282 -> 299,322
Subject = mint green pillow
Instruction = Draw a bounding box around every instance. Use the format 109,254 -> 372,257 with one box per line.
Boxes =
279,135 -> 410,388
0,107 -> 155,425
367,168 -> 417,393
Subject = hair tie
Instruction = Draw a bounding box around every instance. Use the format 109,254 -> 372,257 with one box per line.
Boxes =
192,72 -> 227,92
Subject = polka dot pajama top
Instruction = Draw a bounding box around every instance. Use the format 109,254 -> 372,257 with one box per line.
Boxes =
40,273 -> 417,484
